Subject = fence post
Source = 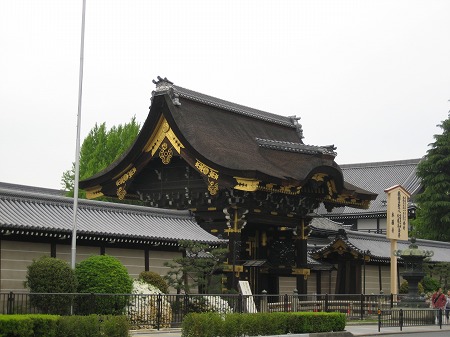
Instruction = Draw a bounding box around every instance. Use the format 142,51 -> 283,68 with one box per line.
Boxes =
360,293 -> 364,320
238,293 -> 243,313
390,293 -> 393,309
439,309 -> 442,328
7,292 -> 14,314
284,294 -> 289,312
261,290 -> 268,313
324,293 -> 329,312
90,293 -> 96,315
156,294 -> 162,331
399,309 -> 403,331
377,308 -> 381,332
183,294 -> 189,317
292,289 -> 298,312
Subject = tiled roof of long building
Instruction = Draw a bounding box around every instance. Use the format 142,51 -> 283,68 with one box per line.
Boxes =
0,185 -> 224,244
318,159 -> 422,217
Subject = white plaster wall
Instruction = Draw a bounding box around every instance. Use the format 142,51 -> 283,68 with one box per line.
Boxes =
1,240 -> 50,291
357,218 -> 378,231
56,244 -> 100,264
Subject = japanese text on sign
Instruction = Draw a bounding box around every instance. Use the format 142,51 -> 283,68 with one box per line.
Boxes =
385,185 -> 410,241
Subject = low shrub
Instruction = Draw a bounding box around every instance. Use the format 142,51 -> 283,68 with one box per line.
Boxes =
0,315 -> 59,337
181,312 -> 222,337
240,312 -> 286,336
57,315 -> 129,337
287,312 -> 345,333
24,256 -> 77,314
139,271 -> 169,294
181,311 -> 346,337
75,255 -> 133,315
0,314 -> 128,337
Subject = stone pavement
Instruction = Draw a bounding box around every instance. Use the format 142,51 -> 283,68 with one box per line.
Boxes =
130,324 -> 450,337
129,323 -> 450,336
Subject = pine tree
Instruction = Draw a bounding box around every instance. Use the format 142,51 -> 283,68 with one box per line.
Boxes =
164,240 -> 227,294
413,112 -> 450,241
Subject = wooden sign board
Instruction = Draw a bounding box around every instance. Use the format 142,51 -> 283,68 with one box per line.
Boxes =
238,280 -> 257,313
385,185 -> 410,241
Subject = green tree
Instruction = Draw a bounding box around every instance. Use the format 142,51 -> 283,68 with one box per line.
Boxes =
138,271 -> 169,293
412,112 -> 450,241
423,262 -> 450,290
74,255 -> 133,315
164,240 -> 227,294
24,256 -> 77,314
61,116 -> 140,196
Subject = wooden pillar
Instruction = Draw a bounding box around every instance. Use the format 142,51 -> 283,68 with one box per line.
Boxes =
295,219 -> 308,294
390,240 -> 398,296
225,207 -> 247,291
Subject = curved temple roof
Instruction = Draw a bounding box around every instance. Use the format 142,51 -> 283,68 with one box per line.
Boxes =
80,77 -> 376,210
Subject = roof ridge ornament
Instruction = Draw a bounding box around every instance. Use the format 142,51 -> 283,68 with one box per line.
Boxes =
288,115 -> 304,140
151,76 -> 181,106
255,137 -> 337,156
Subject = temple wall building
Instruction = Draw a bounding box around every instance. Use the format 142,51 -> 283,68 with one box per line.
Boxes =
1,80 -> 447,296
0,183 -> 217,293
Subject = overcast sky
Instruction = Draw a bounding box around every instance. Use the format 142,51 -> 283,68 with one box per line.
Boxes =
1,0 -> 449,190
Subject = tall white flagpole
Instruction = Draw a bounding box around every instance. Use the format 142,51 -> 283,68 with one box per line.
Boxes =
72,0 -> 87,269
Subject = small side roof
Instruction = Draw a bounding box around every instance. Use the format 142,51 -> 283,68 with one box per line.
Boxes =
312,229 -> 450,263
0,186 -> 224,245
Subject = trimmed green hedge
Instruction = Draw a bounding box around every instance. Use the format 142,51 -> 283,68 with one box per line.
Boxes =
0,315 -> 129,337
181,312 -> 346,337
0,315 -> 59,337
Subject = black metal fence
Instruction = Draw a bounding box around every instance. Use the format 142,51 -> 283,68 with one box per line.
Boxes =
378,308 -> 445,332
0,292 -> 425,329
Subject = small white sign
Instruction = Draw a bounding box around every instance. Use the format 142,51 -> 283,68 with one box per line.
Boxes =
238,281 -> 257,313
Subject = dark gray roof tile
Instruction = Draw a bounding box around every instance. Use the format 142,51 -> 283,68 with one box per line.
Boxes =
319,159 -> 422,216
173,85 -> 296,128
0,187 -> 224,244
314,230 -> 450,263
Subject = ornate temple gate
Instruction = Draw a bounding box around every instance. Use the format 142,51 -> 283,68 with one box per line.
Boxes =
80,78 -> 376,294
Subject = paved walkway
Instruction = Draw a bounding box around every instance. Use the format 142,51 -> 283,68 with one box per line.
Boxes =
130,323 -> 450,336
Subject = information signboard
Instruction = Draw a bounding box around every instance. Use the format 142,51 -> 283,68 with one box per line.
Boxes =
385,185 -> 410,241
238,280 -> 257,313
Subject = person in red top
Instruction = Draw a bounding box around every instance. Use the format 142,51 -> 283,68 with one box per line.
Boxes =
432,287 -> 447,324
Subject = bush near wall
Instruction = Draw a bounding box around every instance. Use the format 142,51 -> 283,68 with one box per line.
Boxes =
75,255 -> 133,315
0,315 -> 129,337
181,312 -> 346,337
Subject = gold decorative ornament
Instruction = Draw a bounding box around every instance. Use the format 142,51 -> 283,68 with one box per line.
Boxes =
114,166 -> 137,200
117,186 -> 127,200
259,183 -> 301,195
208,180 -> 219,195
312,173 -> 327,182
234,177 -> 260,191
159,142 -> 173,164
195,159 -> 220,195
85,186 -> 104,199
143,116 -> 185,156
116,167 -> 137,186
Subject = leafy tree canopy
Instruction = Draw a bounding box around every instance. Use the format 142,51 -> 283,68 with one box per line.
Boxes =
412,112 -> 450,241
61,116 -> 140,196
